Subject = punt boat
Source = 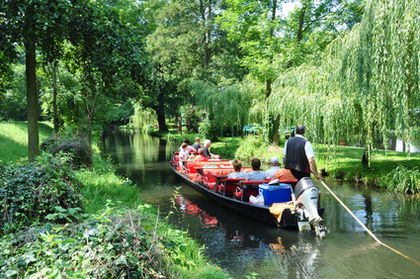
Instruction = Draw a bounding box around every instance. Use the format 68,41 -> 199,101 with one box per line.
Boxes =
169,154 -> 324,229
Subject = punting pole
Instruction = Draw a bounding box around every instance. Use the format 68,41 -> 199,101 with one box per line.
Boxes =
318,179 -> 420,266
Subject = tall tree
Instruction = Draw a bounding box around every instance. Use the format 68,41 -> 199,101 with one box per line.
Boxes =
0,0 -> 75,160
218,0 -> 283,144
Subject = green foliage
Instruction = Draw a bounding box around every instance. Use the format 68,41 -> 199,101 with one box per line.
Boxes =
383,166 -> 420,194
129,103 -> 158,132
77,154 -> 140,214
181,104 -> 202,133
0,205 -> 229,278
235,135 -> 270,163
0,207 -> 169,278
0,64 -> 27,121
0,153 -> 82,233
269,0 -> 420,164
49,139 -> 93,169
191,80 -> 250,137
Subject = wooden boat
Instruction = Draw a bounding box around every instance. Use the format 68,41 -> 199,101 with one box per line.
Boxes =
169,155 -> 324,229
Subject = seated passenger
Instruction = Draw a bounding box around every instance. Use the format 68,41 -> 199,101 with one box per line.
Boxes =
265,156 -> 282,179
178,143 -> 190,168
192,137 -> 202,150
272,168 -> 298,183
179,138 -> 197,153
202,139 -> 214,158
194,148 -> 208,162
246,158 -> 266,181
227,160 -> 247,179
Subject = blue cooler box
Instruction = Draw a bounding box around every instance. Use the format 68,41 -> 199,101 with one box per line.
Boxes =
259,184 -> 292,205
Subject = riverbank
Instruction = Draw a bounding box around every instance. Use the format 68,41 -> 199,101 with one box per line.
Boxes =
0,122 -> 230,278
155,131 -> 419,193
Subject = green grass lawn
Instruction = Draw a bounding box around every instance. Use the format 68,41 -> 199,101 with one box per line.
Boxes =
0,121 -> 53,164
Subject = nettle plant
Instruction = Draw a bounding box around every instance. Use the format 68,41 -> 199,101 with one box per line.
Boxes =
0,153 -> 83,233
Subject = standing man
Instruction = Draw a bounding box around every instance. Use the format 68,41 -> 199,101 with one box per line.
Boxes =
284,125 -> 321,180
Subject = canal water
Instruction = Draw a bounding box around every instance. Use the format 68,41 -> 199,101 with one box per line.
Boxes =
102,130 -> 420,279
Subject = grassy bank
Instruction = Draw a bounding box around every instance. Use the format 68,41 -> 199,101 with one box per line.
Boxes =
0,121 -> 53,164
155,131 -> 419,193
77,150 -> 229,278
0,122 -> 229,278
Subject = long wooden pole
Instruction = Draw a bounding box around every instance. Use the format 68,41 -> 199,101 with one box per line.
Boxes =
318,179 -> 420,266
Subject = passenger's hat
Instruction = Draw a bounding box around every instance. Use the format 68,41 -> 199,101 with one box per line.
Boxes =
270,156 -> 279,164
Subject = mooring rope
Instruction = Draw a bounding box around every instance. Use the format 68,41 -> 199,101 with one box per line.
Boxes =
318,179 -> 420,266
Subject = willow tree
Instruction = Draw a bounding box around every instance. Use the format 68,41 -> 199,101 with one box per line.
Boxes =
190,80 -> 250,138
269,0 -> 420,166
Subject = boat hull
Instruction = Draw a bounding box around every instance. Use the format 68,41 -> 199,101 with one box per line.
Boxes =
170,164 -> 323,228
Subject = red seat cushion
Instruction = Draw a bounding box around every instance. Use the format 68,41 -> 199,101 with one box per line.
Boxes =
207,182 -> 217,191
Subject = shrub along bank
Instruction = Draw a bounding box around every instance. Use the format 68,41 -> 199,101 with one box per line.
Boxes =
0,122 -> 229,278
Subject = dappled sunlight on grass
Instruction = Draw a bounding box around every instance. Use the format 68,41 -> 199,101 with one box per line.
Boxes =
0,122 -> 53,163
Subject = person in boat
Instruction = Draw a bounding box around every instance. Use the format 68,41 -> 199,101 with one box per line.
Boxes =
178,143 -> 190,169
246,158 -> 266,181
283,124 -> 321,180
227,160 -> 247,179
180,138 -> 197,154
194,148 -> 208,162
265,156 -> 282,179
192,137 -> 202,150
202,139 -> 214,157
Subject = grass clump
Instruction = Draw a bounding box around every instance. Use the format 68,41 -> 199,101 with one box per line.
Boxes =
77,153 -> 141,214
383,166 -> 420,194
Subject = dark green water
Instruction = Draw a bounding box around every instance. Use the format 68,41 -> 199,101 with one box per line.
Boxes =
102,130 -> 420,279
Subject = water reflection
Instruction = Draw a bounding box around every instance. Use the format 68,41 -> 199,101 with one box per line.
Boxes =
172,191 -> 323,278
102,130 -> 420,279
176,194 -> 219,228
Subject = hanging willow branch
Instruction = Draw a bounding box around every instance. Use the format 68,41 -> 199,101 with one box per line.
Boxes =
269,0 -> 419,164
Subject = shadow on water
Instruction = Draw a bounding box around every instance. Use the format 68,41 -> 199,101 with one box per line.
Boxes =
102,130 -> 420,279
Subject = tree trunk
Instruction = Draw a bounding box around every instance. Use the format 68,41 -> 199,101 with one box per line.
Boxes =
156,90 -> 168,132
272,115 -> 280,146
199,0 -> 212,68
52,61 -> 60,133
177,115 -> 182,134
297,3 -> 307,42
24,8 -> 39,161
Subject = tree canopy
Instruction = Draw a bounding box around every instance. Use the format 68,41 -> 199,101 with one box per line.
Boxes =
0,0 -> 418,163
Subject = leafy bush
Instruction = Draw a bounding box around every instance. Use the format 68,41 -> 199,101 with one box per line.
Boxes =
0,206 -> 228,279
199,118 -> 219,141
0,154 -> 82,233
383,165 -> 420,194
235,135 -> 269,162
40,135 -> 62,153
51,139 -> 93,169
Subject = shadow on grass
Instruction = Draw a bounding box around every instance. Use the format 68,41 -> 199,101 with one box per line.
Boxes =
0,134 -> 28,163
